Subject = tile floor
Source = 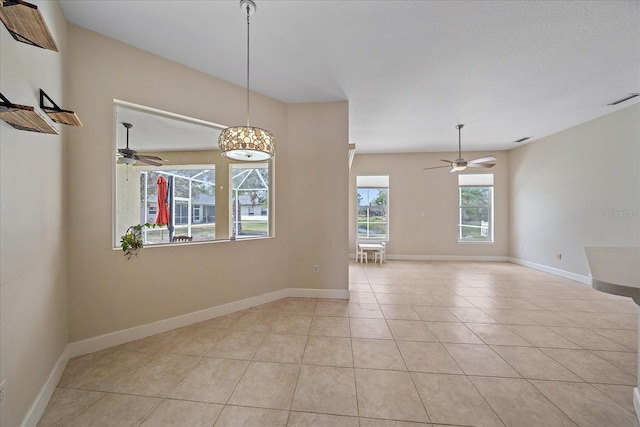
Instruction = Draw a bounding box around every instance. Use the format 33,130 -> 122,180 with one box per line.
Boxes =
39,261 -> 640,426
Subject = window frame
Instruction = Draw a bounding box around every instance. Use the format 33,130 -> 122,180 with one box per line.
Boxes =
457,174 -> 494,243
356,175 -> 390,241
230,162 -> 271,240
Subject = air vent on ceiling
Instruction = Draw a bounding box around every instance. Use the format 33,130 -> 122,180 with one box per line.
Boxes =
607,93 -> 639,106
514,137 -> 530,143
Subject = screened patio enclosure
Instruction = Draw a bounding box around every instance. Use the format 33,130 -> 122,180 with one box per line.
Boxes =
231,164 -> 269,239
141,168 -> 216,243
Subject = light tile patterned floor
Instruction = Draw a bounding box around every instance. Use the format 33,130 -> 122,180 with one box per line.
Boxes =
39,261 -> 640,426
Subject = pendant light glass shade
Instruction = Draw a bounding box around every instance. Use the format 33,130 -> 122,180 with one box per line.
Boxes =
219,125 -> 275,161
218,0 -> 275,161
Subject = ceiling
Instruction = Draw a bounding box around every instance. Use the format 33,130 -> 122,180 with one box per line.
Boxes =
61,0 -> 640,154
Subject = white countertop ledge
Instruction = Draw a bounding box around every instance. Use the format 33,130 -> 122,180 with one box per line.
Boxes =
585,247 -> 640,304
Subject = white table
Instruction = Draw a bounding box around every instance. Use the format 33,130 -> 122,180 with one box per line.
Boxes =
357,243 -> 385,264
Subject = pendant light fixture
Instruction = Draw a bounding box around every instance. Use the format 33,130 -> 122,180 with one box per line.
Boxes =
218,0 -> 275,161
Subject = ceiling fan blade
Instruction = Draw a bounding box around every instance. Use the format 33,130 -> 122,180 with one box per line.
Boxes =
440,159 -> 453,163
136,154 -> 164,161
136,157 -> 163,166
423,165 -> 452,171
467,163 -> 495,168
468,155 -> 496,164
449,167 -> 458,174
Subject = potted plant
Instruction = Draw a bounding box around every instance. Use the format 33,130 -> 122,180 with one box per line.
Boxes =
120,223 -> 156,259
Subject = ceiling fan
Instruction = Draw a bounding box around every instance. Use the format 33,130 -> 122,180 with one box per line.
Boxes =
116,122 -> 164,166
423,124 -> 496,173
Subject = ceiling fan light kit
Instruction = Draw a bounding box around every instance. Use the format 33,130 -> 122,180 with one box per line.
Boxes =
218,0 -> 275,162
117,157 -> 136,165
423,124 -> 496,174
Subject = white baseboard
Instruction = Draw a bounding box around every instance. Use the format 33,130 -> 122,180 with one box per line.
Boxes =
386,254 -> 510,262
21,348 -> 69,427
288,288 -> 350,299
508,257 -> 591,284
633,387 -> 640,423
68,287 -> 348,358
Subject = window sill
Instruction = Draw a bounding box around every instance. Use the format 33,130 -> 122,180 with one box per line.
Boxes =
112,235 -> 274,251
457,240 -> 494,244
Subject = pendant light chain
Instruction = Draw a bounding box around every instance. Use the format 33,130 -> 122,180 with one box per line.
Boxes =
246,5 -> 251,127
218,0 -> 275,162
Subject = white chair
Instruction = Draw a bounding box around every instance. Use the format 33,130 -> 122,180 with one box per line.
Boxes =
373,242 -> 386,264
357,243 -> 367,264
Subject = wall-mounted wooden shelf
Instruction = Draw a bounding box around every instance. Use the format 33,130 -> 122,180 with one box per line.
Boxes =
0,93 -> 58,134
40,90 -> 83,127
0,0 -> 58,51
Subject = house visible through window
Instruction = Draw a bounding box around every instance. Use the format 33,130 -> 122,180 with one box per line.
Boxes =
458,173 -> 493,242
356,175 -> 389,240
140,167 -> 216,244
231,163 -> 269,239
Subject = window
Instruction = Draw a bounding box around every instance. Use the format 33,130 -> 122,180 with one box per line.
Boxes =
357,175 -> 389,239
458,174 -> 493,242
231,163 -> 269,239
140,167 -> 216,244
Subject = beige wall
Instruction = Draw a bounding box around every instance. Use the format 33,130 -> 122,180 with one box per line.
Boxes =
286,102 -> 350,289
115,163 -> 141,240
349,151 -> 510,258
66,25 -> 349,342
509,104 -> 640,276
0,2 -> 68,426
